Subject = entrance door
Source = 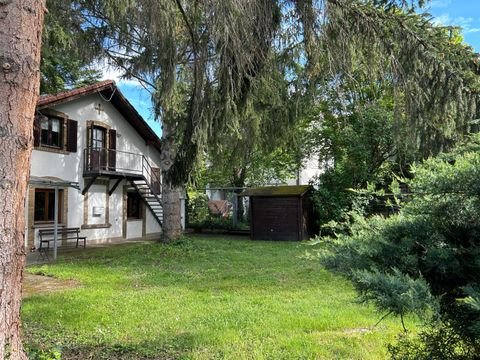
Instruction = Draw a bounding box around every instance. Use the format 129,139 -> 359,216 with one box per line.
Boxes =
90,126 -> 106,170
151,167 -> 161,195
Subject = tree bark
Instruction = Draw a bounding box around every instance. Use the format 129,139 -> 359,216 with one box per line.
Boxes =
232,167 -> 247,220
0,1 -> 46,359
161,182 -> 182,242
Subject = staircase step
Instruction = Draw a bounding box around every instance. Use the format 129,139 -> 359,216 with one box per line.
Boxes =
131,175 -> 163,227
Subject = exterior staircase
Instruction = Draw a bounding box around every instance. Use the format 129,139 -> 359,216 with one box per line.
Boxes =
82,146 -> 164,227
132,178 -> 163,227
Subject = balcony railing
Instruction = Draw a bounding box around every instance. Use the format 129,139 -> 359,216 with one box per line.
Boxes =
83,147 -> 143,175
82,147 -> 162,196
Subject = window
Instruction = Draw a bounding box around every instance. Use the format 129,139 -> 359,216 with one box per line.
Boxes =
40,116 -> 63,148
127,192 -> 142,219
92,126 -> 106,149
34,189 -> 63,223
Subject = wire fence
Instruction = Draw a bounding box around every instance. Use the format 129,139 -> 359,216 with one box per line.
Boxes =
186,187 -> 250,232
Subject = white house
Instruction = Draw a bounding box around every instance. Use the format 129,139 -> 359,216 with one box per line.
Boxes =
25,80 -> 165,249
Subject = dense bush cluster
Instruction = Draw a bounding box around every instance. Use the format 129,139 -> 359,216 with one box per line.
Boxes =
320,137 -> 480,358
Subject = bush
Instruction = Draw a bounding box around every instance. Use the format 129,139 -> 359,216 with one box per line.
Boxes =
312,103 -> 396,229
320,136 -> 480,357
389,322 -> 479,360
186,192 -> 209,225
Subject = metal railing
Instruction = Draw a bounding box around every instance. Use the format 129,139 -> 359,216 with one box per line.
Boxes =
83,148 -> 142,174
83,147 -> 161,194
141,155 -> 162,195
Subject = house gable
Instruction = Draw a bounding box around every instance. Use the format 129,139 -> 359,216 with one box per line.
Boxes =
37,80 -> 161,153
27,82 -> 164,249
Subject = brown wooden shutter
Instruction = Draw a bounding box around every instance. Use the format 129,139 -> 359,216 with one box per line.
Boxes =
86,123 -> 93,171
33,115 -> 41,147
66,119 -> 78,152
108,128 -> 116,171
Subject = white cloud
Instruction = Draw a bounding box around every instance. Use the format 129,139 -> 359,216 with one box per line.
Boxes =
432,13 -> 480,35
428,0 -> 452,9
432,13 -> 452,26
465,28 -> 480,34
100,64 -> 144,87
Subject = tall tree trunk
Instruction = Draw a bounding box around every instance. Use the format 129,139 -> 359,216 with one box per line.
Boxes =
159,130 -> 182,243
161,182 -> 182,242
0,1 -> 46,358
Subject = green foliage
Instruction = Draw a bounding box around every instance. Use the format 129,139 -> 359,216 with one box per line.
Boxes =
321,135 -> 480,357
199,50 -> 311,189
186,192 -> 209,225
189,217 -> 241,232
352,269 -> 434,318
26,345 -> 61,360
186,192 -> 247,231
389,322 -> 479,360
312,102 -> 396,228
316,1 -> 480,158
74,0 -> 480,191
41,0 -> 100,94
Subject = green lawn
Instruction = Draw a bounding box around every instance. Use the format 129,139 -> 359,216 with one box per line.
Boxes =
23,235 -> 412,359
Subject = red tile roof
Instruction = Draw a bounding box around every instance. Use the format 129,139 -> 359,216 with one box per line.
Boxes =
37,80 -> 162,152
37,80 -> 115,107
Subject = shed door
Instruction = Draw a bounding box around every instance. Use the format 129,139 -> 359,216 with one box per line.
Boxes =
251,196 -> 299,241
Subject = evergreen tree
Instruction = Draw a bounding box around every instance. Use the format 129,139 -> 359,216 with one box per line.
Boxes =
321,135 -> 480,358
41,0 -> 100,94
0,1 -> 46,358
73,0 -> 480,241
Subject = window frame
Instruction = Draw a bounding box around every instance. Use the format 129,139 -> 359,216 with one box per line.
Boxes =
34,188 -> 63,224
39,116 -> 64,149
126,191 -> 143,220
92,126 -> 106,150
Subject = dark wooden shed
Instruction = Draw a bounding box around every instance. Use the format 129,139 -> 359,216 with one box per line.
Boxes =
241,185 -> 316,241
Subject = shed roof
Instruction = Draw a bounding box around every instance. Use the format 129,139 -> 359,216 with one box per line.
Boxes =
37,80 -> 162,152
240,185 -> 313,197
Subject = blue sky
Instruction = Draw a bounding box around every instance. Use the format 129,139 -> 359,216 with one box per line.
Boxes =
425,0 -> 480,52
116,82 -> 162,137
113,0 -> 480,138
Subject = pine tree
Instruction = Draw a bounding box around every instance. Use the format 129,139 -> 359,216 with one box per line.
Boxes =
0,1 -> 46,358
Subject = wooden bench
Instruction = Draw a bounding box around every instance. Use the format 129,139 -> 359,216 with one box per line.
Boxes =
38,227 -> 86,252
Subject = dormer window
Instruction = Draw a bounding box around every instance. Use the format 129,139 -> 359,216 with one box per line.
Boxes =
40,116 -> 63,148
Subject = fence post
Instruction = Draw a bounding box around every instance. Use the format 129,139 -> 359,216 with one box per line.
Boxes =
232,193 -> 238,227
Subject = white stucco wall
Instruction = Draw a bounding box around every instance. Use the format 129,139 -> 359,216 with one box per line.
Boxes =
30,92 -> 164,244
126,220 -> 143,239
285,153 -> 325,186
146,210 -> 162,235
88,184 -> 107,225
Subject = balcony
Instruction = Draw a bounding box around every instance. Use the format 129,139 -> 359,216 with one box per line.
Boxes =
82,148 -> 161,196
83,147 -> 143,178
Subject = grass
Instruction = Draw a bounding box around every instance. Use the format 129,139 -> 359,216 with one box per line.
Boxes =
23,235 -> 413,359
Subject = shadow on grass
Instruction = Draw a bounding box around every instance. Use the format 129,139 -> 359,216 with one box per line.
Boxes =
23,236 -> 375,359
26,333 -> 197,360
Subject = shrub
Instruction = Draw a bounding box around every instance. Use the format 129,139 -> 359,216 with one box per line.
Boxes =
320,136 -> 480,357
186,192 -> 209,225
